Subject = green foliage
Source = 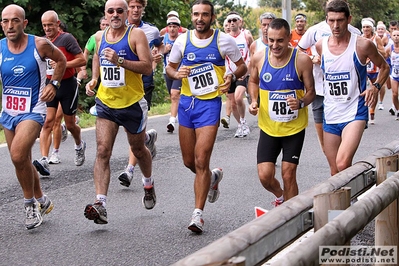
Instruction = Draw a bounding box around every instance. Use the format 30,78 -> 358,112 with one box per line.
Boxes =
151,64 -> 169,108
301,0 -> 399,28
258,0 -> 303,9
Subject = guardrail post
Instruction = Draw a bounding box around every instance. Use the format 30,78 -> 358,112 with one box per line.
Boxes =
375,155 -> 399,257
313,187 -> 351,231
313,188 -> 351,266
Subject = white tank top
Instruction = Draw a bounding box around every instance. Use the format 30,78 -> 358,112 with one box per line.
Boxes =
321,33 -> 368,123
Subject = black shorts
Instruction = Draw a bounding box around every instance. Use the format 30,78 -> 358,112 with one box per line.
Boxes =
163,74 -> 182,94
227,76 -> 249,94
46,76 -> 78,115
95,97 -> 148,134
257,129 -> 305,165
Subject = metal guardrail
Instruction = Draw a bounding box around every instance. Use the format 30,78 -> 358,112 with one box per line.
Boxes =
272,171 -> 399,265
173,140 -> 399,266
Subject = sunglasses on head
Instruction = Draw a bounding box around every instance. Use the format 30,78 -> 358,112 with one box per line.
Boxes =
106,8 -> 125,15
228,18 -> 238,23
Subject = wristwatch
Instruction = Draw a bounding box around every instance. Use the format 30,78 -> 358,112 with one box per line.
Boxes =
373,82 -> 382,90
117,57 -> 124,67
49,80 -> 60,90
299,99 -> 305,109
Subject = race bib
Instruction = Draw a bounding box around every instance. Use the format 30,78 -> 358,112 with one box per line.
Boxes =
2,86 -> 32,116
187,63 -> 219,96
268,91 -> 298,122
101,66 -> 126,87
392,64 -> 399,79
325,72 -> 350,103
46,58 -> 54,76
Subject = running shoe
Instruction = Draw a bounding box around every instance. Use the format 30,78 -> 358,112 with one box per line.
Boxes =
188,211 -> 204,233
118,167 -> 134,187
142,181 -> 156,210
396,112 -> 399,121
369,113 -> 375,125
389,108 -> 395,116
145,129 -> 157,159
234,124 -> 243,138
39,195 -> 54,217
33,157 -> 50,176
241,121 -> 250,137
378,102 -> 384,110
221,116 -> 230,128
74,140 -> 86,166
84,201 -> 108,224
167,121 -> 175,133
48,151 -> 61,164
25,201 -> 43,230
61,123 -> 68,142
208,168 -> 223,203
271,198 -> 284,207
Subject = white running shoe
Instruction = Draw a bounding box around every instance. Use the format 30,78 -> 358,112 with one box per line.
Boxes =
241,121 -> 250,137
378,103 -> 384,110
208,168 -> 223,203
49,151 -> 61,164
234,124 -> 243,138
25,201 -> 43,230
75,140 -> 86,166
118,167 -> 134,187
145,129 -> 157,159
188,211 -> 204,234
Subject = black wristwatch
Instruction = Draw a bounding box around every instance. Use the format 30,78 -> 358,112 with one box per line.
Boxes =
49,80 -> 60,90
373,82 -> 382,90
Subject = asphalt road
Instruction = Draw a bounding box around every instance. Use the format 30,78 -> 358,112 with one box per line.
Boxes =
1,90 -> 398,266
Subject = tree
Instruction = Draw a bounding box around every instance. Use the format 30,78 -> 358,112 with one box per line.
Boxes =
258,0 -> 303,9
0,0 -> 193,108
302,0 -> 399,28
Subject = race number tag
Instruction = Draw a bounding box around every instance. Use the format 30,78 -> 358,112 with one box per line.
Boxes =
325,72 -> 350,103
391,64 -> 399,79
101,66 -> 126,87
268,91 -> 298,122
2,86 -> 32,116
46,58 -> 54,76
187,63 -> 219,96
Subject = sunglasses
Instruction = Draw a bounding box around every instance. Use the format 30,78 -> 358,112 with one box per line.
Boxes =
228,18 -> 238,23
106,8 -> 125,15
